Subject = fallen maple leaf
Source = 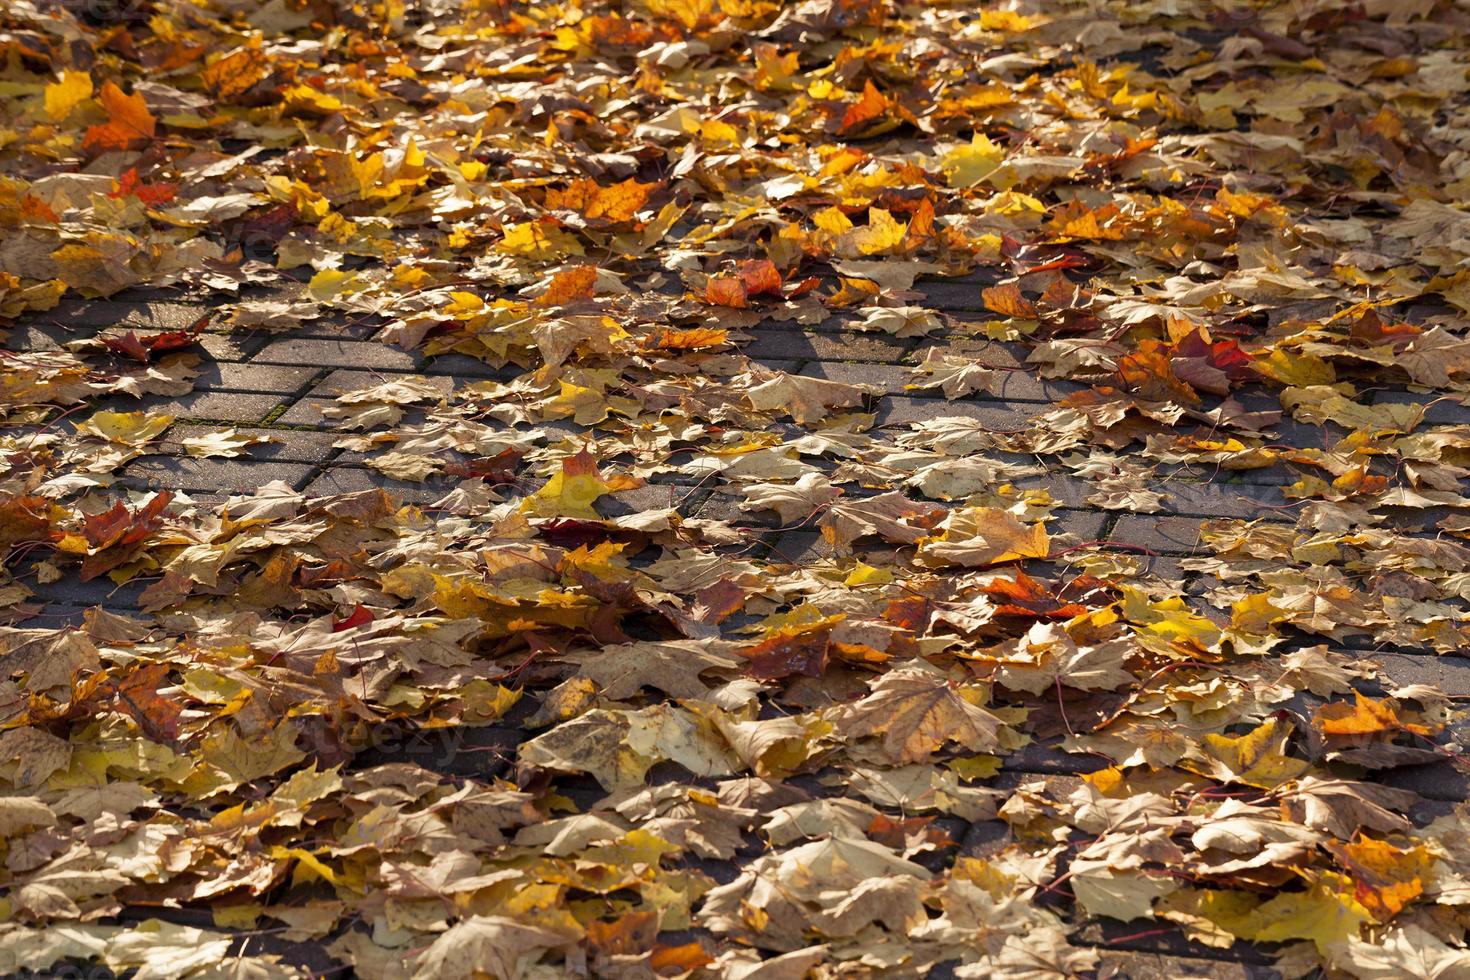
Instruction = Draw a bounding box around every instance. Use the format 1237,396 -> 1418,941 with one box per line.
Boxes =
83,83 -> 157,154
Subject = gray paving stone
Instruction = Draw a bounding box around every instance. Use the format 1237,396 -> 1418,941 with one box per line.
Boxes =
121,456 -> 315,494
92,390 -> 283,424
1110,514 -> 1209,555
743,327 -> 912,363
596,484 -> 691,518
196,362 -> 318,394
1143,555 -> 1190,583
274,397 -> 438,430
877,395 -> 1041,429
159,425 -> 340,463
988,369 -> 1085,403
289,315 -> 384,340
691,490 -> 787,528
800,361 -> 912,393
1202,465 -> 1298,487
303,467 -> 450,503
26,571 -> 147,610
420,353 -> 522,379
1080,920 -> 1279,969
1383,761 -> 1468,802
252,337 -> 420,370
306,369 -> 456,400
1013,475 -> 1094,509
45,299 -> 211,331
1051,508 -> 1109,543
915,279 -> 998,310
807,360 -> 1073,405
911,337 -> 1029,367
909,340 -> 1089,401
1267,416 -> 1349,449
1003,742 -> 1107,774
4,321 -> 69,350
1372,391 -> 1470,426
1156,481 -> 1290,519
198,333 -> 266,362
769,530 -> 835,565
1375,652 -> 1470,698
274,398 -> 336,428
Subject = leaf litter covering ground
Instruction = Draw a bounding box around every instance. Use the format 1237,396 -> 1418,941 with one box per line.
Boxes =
6,0 -> 1470,976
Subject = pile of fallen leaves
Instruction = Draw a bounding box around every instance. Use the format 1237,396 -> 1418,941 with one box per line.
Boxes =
2,0 -> 1470,975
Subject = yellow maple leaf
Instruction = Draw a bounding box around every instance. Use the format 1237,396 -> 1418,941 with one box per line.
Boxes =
499,220 -> 585,261
1121,590 -> 1222,655
943,132 -> 1006,188
75,410 -> 174,445
1187,718 -> 1311,788
979,9 -> 1036,30
520,450 -> 639,520
846,207 -> 906,255
1230,591 -> 1290,634
44,71 -> 93,121
1240,874 -> 1373,953
1252,349 -> 1337,387
307,268 -> 355,301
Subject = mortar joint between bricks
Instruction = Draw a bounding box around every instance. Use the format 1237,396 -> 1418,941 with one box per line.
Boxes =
295,367 -> 335,397
167,417 -> 339,434
291,445 -> 351,494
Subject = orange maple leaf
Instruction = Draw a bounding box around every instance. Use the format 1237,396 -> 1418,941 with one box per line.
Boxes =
83,82 -> 157,154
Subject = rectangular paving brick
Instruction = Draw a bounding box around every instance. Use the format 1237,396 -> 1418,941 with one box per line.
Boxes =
289,315 -> 385,340
1198,465 -> 1298,486
306,369 -> 456,400
1372,391 -> 1470,426
915,279 -> 996,310
770,530 -> 835,565
97,390 -> 283,424
274,398 -> 336,428
121,456 -> 315,494
689,490 -> 786,527
196,362 -> 318,395
46,298 -> 211,331
1012,475 -> 1094,509
1050,509 -> 1108,543
1375,652 -> 1470,699
28,572 -> 148,610
159,425 -> 339,463
742,327 -> 912,363
1003,742 -> 1108,775
876,395 -> 1041,429
198,333 -> 265,362
597,484 -> 690,518
1094,950 -> 1272,979
1155,481 -> 1290,519
5,321 -> 69,351
303,467 -> 450,503
1384,760 -> 1468,802
805,357 -> 1072,405
800,361 -> 912,394
1110,514 -> 1210,555
420,352 -> 521,380
909,340 -> 1088,401
252,337 -> 420,370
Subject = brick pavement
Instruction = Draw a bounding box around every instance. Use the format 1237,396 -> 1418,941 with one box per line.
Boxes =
13,274 -> 1470,976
